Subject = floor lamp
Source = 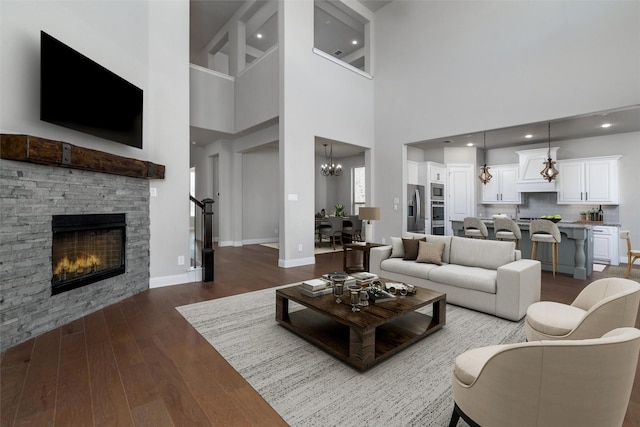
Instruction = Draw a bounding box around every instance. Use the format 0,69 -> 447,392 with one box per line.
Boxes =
358,207 -> 380,243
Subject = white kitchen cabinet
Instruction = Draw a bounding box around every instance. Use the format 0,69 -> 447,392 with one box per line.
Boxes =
556,156 -> 621,205
481,164 -> 521,204
407,160 -> 418,185
429,162 -> 446,184
592,226 -> 620,265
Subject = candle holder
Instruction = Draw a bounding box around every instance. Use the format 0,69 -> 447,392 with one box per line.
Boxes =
332,275 -> 347,304
350,288 -> 361,312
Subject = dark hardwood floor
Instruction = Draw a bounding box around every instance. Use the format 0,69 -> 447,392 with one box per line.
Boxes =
2,245 -> 639,426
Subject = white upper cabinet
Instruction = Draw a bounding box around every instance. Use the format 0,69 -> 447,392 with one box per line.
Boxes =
407,160 -> 419,185
481,164 -> 522,204
429,162 -> 446,184
556,156 -> 621,205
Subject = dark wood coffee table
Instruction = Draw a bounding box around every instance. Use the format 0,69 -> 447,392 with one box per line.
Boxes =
275,283 -> 446,371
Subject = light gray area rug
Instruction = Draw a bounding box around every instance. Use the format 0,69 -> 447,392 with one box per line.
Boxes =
604,265 -> 640,282
177,287 -> 527,426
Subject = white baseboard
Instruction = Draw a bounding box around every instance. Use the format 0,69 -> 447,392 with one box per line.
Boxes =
149,267 -> 202,288
279,256 -> 315,268
243,237 -> 278,245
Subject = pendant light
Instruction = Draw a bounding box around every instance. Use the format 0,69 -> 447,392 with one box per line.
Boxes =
540,122 -> 559,182
320,144 -> 343,176
478,133 -> 492,185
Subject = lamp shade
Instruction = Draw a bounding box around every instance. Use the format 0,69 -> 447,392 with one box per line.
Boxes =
358,207 -> 380,221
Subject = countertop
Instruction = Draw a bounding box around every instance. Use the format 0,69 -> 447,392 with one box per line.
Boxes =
468,218 -> 621,228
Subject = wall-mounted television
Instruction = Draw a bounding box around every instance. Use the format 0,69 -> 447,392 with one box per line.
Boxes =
40,31 -> 143,149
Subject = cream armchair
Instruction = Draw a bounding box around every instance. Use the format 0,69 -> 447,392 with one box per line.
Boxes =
449,327 -> 640,427
525,277 -> 640,341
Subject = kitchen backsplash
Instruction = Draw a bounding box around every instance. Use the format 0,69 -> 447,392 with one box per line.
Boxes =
481,192 -> 620,224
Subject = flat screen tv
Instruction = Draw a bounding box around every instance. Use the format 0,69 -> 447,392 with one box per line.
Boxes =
40,31 -> 143,149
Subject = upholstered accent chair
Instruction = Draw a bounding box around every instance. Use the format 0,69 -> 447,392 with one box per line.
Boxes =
530,219 -> 561,277
463,217 -> 488,239
449,327 -> 640,427
525,277 -> 640,341
620,230 -> 640,278
494,217 -> 522,249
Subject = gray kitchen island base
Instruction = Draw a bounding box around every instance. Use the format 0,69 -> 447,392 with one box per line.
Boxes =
451,219 -> 593,279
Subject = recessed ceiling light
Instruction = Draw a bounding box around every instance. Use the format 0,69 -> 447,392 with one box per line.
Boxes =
525,134 -> 533,139
601,123 -> 612,128
352,40 -> 358,45
256,33 -> 263,39
466,143 -> 474,147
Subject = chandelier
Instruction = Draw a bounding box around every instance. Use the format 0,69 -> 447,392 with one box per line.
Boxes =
540,122 -> 559,182
321,144 -> 342,176
478,133 -> 492,185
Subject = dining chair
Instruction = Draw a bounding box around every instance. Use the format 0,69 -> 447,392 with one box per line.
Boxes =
318,216 -> 343,249
620,230 -> 640,277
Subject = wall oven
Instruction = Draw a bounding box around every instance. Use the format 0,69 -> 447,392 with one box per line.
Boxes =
431,201 -> 445,235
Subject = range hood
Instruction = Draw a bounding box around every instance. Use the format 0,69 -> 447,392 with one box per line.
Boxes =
515,147 -> 559,192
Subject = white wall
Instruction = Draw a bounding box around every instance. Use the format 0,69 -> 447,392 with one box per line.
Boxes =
373,1 -> 640,242
235,48 -> 279,133
0,0 -> 190,287
278,0 -> 374,267
242,145 -> 279,243
190,65 -> 235,134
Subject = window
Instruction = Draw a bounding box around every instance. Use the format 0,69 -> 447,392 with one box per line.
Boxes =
314,0 -> 369,72
352,166 -> 365,214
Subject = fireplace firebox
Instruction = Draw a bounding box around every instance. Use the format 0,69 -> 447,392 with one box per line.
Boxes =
51,214 -> 126,295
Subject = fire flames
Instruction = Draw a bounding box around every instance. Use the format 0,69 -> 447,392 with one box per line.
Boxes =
53,254 -> 101,277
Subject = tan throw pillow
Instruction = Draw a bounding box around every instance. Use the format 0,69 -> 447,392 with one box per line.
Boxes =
416,241 -> 446,265
402,237 -> 424,260
390,237 -> 404,258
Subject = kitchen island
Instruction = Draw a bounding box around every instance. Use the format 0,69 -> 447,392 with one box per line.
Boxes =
450,219 -> 594,279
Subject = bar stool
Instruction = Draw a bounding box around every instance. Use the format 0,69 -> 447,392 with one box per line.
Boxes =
494,217 -> 522,249
463,217 -> 488,239
530,219 -> 561,277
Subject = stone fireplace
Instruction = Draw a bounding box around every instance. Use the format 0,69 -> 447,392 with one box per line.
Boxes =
0,134 -> 164,351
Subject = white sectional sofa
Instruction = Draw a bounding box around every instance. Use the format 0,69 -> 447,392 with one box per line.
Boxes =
369,234 -> 541,321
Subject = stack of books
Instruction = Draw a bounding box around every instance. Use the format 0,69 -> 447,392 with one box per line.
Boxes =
351,272 -> 378,287
299,278 -> 332,297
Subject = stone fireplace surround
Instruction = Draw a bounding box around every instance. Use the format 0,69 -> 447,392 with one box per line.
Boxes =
0,139 -> 155,351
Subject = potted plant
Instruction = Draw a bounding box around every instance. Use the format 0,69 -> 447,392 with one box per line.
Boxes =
335,203 -> 345,217
580,211 -> 587,221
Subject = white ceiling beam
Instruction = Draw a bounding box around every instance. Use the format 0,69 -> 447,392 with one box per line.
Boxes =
316,0 -> 366,32
245,1 -> 278,37
200,0 -> 259,56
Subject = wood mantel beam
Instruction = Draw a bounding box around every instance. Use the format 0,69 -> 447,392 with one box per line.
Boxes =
1,134 -> 165,179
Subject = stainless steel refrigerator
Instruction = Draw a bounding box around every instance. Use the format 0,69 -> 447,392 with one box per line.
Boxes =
407,184 -> 425,233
